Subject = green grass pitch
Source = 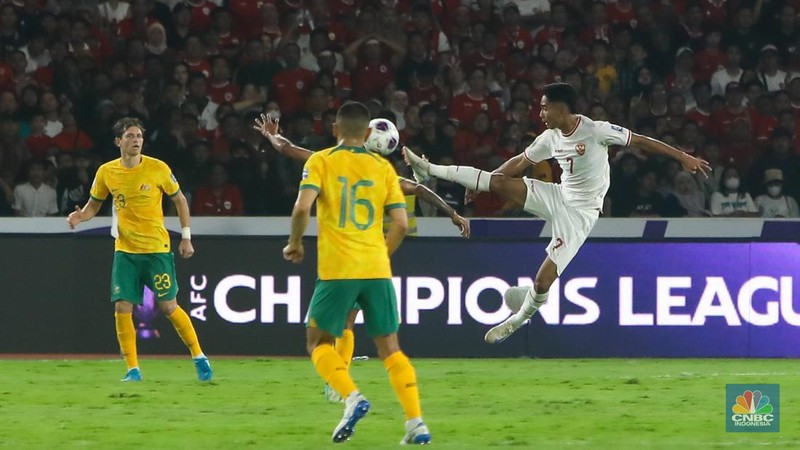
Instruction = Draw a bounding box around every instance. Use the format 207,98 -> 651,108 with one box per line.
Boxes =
0,357 -> 797,449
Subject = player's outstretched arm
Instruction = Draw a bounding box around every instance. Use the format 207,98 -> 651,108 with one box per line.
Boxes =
399,178 -> 470,237
284,189 -> 318,264
253,114 -> 314,162
66,198 -> 102,229
170,191 -> 195,259
630,133 -> 712,177
385,207 -> 408,256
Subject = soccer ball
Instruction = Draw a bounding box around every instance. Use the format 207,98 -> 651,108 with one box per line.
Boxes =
365,119 -> 400,156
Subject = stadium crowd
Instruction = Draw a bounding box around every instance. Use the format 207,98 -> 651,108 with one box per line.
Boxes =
1,0 -> 800,219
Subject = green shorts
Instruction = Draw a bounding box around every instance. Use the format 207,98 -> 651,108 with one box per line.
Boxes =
307,279 -> 398,337
110,251 -> 179,303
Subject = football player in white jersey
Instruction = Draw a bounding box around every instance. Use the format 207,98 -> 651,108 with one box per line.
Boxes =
403,82 -> 711,344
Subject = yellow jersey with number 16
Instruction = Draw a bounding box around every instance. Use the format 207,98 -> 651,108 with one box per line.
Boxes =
89,155 -> 181,254
299,145 -> 406,280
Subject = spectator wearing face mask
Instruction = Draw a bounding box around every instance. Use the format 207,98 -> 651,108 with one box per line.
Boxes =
755,169 -> 800,218
710,165 -> 759,217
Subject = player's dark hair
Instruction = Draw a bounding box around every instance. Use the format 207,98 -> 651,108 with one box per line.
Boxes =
112,117 -> 146,138
543,82 -> 577,112
336,102 -> 370,138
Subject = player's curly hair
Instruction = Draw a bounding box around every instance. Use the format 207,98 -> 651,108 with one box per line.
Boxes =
112,117 -> 146,138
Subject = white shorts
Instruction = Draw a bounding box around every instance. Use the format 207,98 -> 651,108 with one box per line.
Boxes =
522,177 -> 599,275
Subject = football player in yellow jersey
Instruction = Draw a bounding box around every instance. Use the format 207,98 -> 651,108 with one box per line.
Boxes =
253,112 -> 469,403
66,118 -> 212,383
283,102 -> 431,445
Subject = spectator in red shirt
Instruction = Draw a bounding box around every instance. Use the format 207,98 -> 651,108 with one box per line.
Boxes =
408,62 -> 445,109
581,1 -> 611,44
463,30 -> 502,73
687,81 -> 713,131
184,34 -> 211,77
452,110 -> 497,169
258,2 -> 283,46
207,56 -> 240,106
678,2 -> 705,50
751,91 -> 778,144
188,0 -> 216,32
116,0 -> 158,40
211,8 -> 244,59
408,4 -> 451,62
271,43 -> 315,116
316,51 -> 351,100
497,3 -> 534,59
449,67 -> 502,128
607,0 -> 637,27
228,0 -> 266,39
191,162 -> 244,216
702,0 -> 729,28
348,37 -> 400,102
693,28 -> 726,83
306,85 -> 329,135
24,113 -> 50,158
709,82 -> 756,139
210,113 -> 244,162
533,1 -> 568,52
50,111 -> 93,154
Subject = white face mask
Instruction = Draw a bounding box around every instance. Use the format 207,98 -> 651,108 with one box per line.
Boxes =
767,185 -> 782,197
725,177 -> 740,190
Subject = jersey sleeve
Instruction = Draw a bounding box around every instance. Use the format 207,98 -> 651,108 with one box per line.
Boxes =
523,131 -> 554,163
299,153 -> 323,192
89,166 -> 109,202
384,164 -> 406,211
595,121 -> 632,147
159,162 -> 181,197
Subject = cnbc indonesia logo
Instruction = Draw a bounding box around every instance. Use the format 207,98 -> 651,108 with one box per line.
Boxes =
727,385 -> 779,432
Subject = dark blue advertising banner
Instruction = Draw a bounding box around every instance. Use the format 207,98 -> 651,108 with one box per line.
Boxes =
0,236 -> 797,358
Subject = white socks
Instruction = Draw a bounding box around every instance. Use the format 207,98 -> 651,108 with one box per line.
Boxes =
510,289 -> 548,326
429,164 -> 493,192
405,417 -> 424,432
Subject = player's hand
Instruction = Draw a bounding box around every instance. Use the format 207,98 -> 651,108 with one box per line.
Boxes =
254,113 -> 292,153
681,153 -> 712,178
253,113 -> 279,137
464,188 -> 478,204
66,206 -> 83,229
283,242 -> 304,264
179,239 -> 194,258
451,214 -> 470,238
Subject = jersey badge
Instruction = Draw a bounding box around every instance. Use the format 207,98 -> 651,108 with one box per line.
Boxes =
575,143 -> 586,155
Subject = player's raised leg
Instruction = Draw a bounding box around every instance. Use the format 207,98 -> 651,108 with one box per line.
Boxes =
403,146 -> 529,206
485,257 -> 556,344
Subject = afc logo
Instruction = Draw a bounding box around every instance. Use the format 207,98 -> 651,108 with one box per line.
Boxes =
575,143 -> 586,155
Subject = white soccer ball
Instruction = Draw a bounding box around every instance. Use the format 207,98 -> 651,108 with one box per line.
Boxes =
365,118 -> 400,156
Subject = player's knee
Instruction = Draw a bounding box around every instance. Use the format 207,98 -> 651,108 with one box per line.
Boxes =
489,173 -> 511,192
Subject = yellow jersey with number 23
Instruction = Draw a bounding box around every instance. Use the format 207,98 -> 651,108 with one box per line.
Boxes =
89,155 -> 181,254
299,145 -> 406,280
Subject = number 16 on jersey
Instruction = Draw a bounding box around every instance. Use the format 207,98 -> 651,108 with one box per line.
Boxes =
337,176 -> 375,230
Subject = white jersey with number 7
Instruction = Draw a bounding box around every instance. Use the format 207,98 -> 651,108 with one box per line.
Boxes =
523,114 -> 632,210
